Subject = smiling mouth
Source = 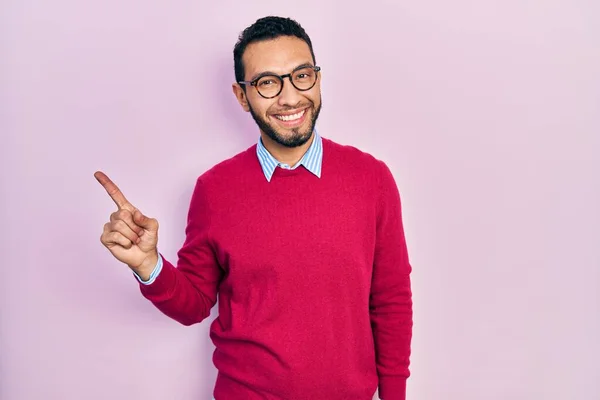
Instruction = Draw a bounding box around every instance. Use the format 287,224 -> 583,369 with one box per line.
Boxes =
273,108 -> 307,122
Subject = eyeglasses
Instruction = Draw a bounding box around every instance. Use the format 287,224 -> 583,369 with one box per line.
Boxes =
238,65 -> 321,99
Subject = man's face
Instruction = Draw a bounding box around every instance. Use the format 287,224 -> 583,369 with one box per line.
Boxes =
233,36 -> 322,148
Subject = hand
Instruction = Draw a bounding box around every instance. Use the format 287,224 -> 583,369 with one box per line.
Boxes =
95,171 -> 159,280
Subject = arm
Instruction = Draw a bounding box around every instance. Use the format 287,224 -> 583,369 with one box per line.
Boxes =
370,161 -> 413,400
137,177 -> 223,326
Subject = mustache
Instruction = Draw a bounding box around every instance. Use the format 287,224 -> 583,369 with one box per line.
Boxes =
270,103 -> 312,114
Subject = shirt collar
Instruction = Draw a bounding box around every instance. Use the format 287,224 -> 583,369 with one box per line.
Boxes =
256,130 -> 323,182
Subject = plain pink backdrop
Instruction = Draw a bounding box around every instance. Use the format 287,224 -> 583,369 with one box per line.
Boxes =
2,1 -> 599,399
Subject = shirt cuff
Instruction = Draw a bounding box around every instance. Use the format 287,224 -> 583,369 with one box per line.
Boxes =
133,253 -> 163,285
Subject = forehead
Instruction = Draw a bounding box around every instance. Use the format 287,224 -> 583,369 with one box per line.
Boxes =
242,36 -> 313,79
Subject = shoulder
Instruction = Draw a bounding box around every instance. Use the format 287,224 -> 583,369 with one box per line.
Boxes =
322,136 -> 394,181
195,144 -> 258,187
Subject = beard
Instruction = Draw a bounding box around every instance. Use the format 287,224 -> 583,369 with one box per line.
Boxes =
248,98 -> 322,148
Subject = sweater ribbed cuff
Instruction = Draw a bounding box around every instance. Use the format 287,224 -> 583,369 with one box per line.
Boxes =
137,254 -> 177,301
379,376 -> 407,400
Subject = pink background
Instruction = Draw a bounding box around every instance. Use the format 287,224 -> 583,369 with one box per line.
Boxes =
2,1 -> 599,399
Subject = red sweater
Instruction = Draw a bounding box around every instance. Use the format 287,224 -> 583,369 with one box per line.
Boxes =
139,137 -> 413,400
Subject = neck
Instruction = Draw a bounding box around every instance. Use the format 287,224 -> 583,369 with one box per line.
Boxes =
260,132 -> 315,166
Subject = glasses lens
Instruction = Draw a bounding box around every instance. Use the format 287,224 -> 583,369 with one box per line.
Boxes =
292,67 -> 317,90
256,75 -> 282,98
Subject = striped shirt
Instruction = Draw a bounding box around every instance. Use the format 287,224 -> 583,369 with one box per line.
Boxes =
256,130 -> 323,181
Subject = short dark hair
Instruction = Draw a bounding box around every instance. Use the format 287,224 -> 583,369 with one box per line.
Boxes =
233,16 -> 316,83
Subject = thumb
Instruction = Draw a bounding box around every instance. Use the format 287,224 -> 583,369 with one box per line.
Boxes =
133,209 -> 158,231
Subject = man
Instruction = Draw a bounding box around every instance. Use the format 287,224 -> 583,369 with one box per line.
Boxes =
96,16 -> 413,400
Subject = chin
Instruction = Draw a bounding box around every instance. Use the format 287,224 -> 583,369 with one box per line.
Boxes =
249,101 -> 320,148
268,128 -> 312,148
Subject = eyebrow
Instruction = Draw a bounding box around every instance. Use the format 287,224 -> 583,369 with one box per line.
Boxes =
248,62 -> 315,82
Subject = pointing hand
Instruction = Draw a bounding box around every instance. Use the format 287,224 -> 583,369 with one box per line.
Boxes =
95,171 -> 159,280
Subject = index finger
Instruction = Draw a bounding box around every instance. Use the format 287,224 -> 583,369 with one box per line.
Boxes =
94,171 -> 133,210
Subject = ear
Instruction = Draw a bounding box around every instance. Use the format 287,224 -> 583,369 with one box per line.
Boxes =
232,83 -> 250,112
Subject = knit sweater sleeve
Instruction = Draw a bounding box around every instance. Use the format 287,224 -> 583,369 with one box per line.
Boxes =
137,177 -> 223,326
370,161 -> 413,400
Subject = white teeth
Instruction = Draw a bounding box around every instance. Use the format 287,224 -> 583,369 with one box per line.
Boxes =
275,109 -> 305,122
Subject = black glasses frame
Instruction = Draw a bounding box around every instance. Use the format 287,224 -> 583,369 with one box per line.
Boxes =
238,65 -> 321,99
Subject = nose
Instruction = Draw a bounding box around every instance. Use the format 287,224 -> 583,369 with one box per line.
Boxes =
277,76 -> 302,107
